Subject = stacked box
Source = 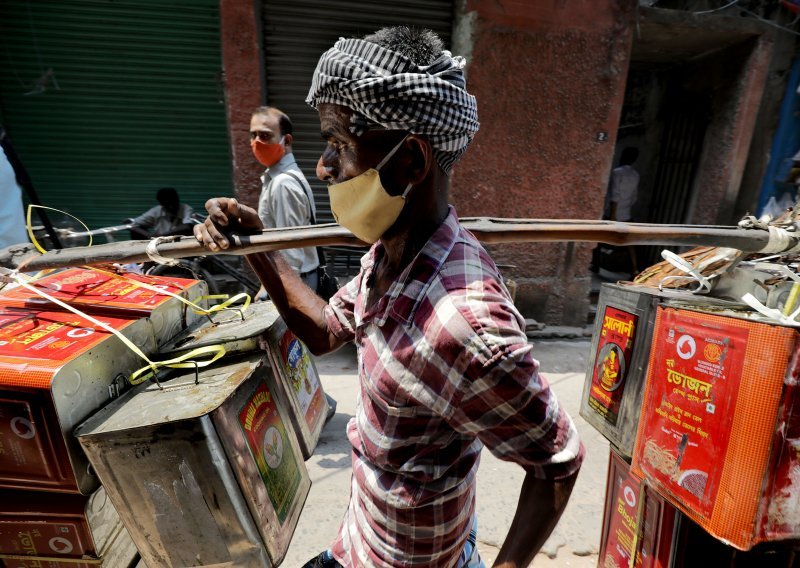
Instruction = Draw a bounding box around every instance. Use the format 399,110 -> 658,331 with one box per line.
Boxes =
161,301 -> 330,459
0,487 -> 138,567
599,448 -> 677,568
631,305 -> 800,550
76,353 -> 311,567
0,306 -> 156,494
0,267 -> 208,347
601,447 -> 800,568
263,317 -> 328,460
581,284 -> 742,458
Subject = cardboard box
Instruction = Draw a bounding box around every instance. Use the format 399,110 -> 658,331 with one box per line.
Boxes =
0,306 -> 156,494
0,487 -> 138,567
632,306 -> 800,550
0,267 -> 208,347
599,447 -> 677,568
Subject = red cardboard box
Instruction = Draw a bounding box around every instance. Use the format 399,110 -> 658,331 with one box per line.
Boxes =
0,306 -> 155,494
600,448 -> 677,568
632,306 -> 800,550
0,267 -> 207,347
0,487 -> 137,567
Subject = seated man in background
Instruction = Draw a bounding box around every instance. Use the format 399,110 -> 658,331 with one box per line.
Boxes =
128,187 -> 195,240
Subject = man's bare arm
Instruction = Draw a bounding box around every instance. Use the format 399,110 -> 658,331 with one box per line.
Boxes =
492,470 -> 579,568
193,197 -> 343,355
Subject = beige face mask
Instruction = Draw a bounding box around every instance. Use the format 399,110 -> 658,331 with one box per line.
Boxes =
327,136 -> 412,244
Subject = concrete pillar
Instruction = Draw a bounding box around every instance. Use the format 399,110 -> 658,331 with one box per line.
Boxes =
219,0 -> 265,208
451,0 -> 637,325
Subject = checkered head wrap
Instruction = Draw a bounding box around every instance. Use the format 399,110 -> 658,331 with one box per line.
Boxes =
306,37 -> 480,174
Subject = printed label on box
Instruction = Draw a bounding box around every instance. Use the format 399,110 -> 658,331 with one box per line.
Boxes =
637,310 -> 747,516
0,268 -> 195,310
589,306 -> 638,426
0,310 -> 125,363
278,331 -> 325,431
238,382 -> 301,524
0,521 -> 89,560
0,398 -> 53,480
604,464 -> 641,568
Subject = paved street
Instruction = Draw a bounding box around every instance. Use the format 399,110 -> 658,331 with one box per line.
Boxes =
285,338 -> 609,568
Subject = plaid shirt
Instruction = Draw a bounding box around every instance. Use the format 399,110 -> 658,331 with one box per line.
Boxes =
324,208 -> 584,568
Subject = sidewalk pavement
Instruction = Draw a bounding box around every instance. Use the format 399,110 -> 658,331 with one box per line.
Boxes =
285,339 -> 609,568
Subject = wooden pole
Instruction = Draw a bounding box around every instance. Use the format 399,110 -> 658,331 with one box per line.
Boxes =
0,219 -> 781,273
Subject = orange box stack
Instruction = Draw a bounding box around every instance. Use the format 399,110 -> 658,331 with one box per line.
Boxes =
0,487 -> 138,567
0,305 -> 155,494
0,267 -> 208,346
632,305 -> 800,550
599,448 -> 677,568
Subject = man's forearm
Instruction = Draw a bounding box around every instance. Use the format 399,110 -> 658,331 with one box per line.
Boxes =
493,470 -> 579,568
246,250 -> 341,355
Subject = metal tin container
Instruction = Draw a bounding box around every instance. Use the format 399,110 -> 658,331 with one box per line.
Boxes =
581,284 -> 743,458
711,260 -> 796,309
262,316 -> 328,460
161,301 -> 329,459
159,301 -> 282,358
632,305 -> 800,550
0,306 -> 156,494
0,486 -> 138,567
75,353 -> 311,567
581,283 -> 661,459
599,447 -> 677,568
0,267 -> 208,347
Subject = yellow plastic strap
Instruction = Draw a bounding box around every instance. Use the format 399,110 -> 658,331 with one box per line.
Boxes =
86,267 -> 251,317
128,344 -> 226,385
10,272 -> 226,385
22,205 -> 251,318
783,282 -> 800,317
194,292 -> 252,315
26,204 -> 92,253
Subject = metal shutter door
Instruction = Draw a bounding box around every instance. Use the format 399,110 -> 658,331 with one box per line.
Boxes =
0,0 -> 231,230
261,0 -> 455,223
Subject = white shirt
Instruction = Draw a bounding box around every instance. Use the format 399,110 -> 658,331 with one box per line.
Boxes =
132,203 -> 195,236
606,164 -> 639,221
257,153 -> 319,274
0,146 -> 28,249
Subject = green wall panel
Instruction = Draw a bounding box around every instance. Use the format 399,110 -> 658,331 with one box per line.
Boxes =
0,0 -> 232,232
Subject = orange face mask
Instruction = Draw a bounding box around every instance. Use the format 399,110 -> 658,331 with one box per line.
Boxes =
251,136 -> 285,167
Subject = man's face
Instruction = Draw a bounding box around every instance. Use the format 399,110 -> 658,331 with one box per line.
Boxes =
158,196 -> 180,215
315,103 -> 406,193
249,112 -> 281,144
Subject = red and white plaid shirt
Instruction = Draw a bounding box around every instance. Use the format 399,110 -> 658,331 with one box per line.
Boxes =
324,208 -> 584,568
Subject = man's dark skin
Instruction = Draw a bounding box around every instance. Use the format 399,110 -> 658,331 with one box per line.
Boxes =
194,102 -> 578,567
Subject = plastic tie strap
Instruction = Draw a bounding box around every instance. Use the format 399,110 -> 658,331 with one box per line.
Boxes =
658,250 -> 714,294
26,204 -> 92,253
24,207 -> 252,320
742,292 -> 800,327
9,270 -> 227,386
145,236 -> 181,266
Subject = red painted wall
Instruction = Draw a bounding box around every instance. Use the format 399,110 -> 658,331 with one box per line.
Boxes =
452,0 -> 636,325
220,0 -> 265,209
690,35 -> 773,225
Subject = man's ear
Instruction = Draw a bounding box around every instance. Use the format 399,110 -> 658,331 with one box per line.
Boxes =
283,133 -> 293,147
405,135 -> 433,185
